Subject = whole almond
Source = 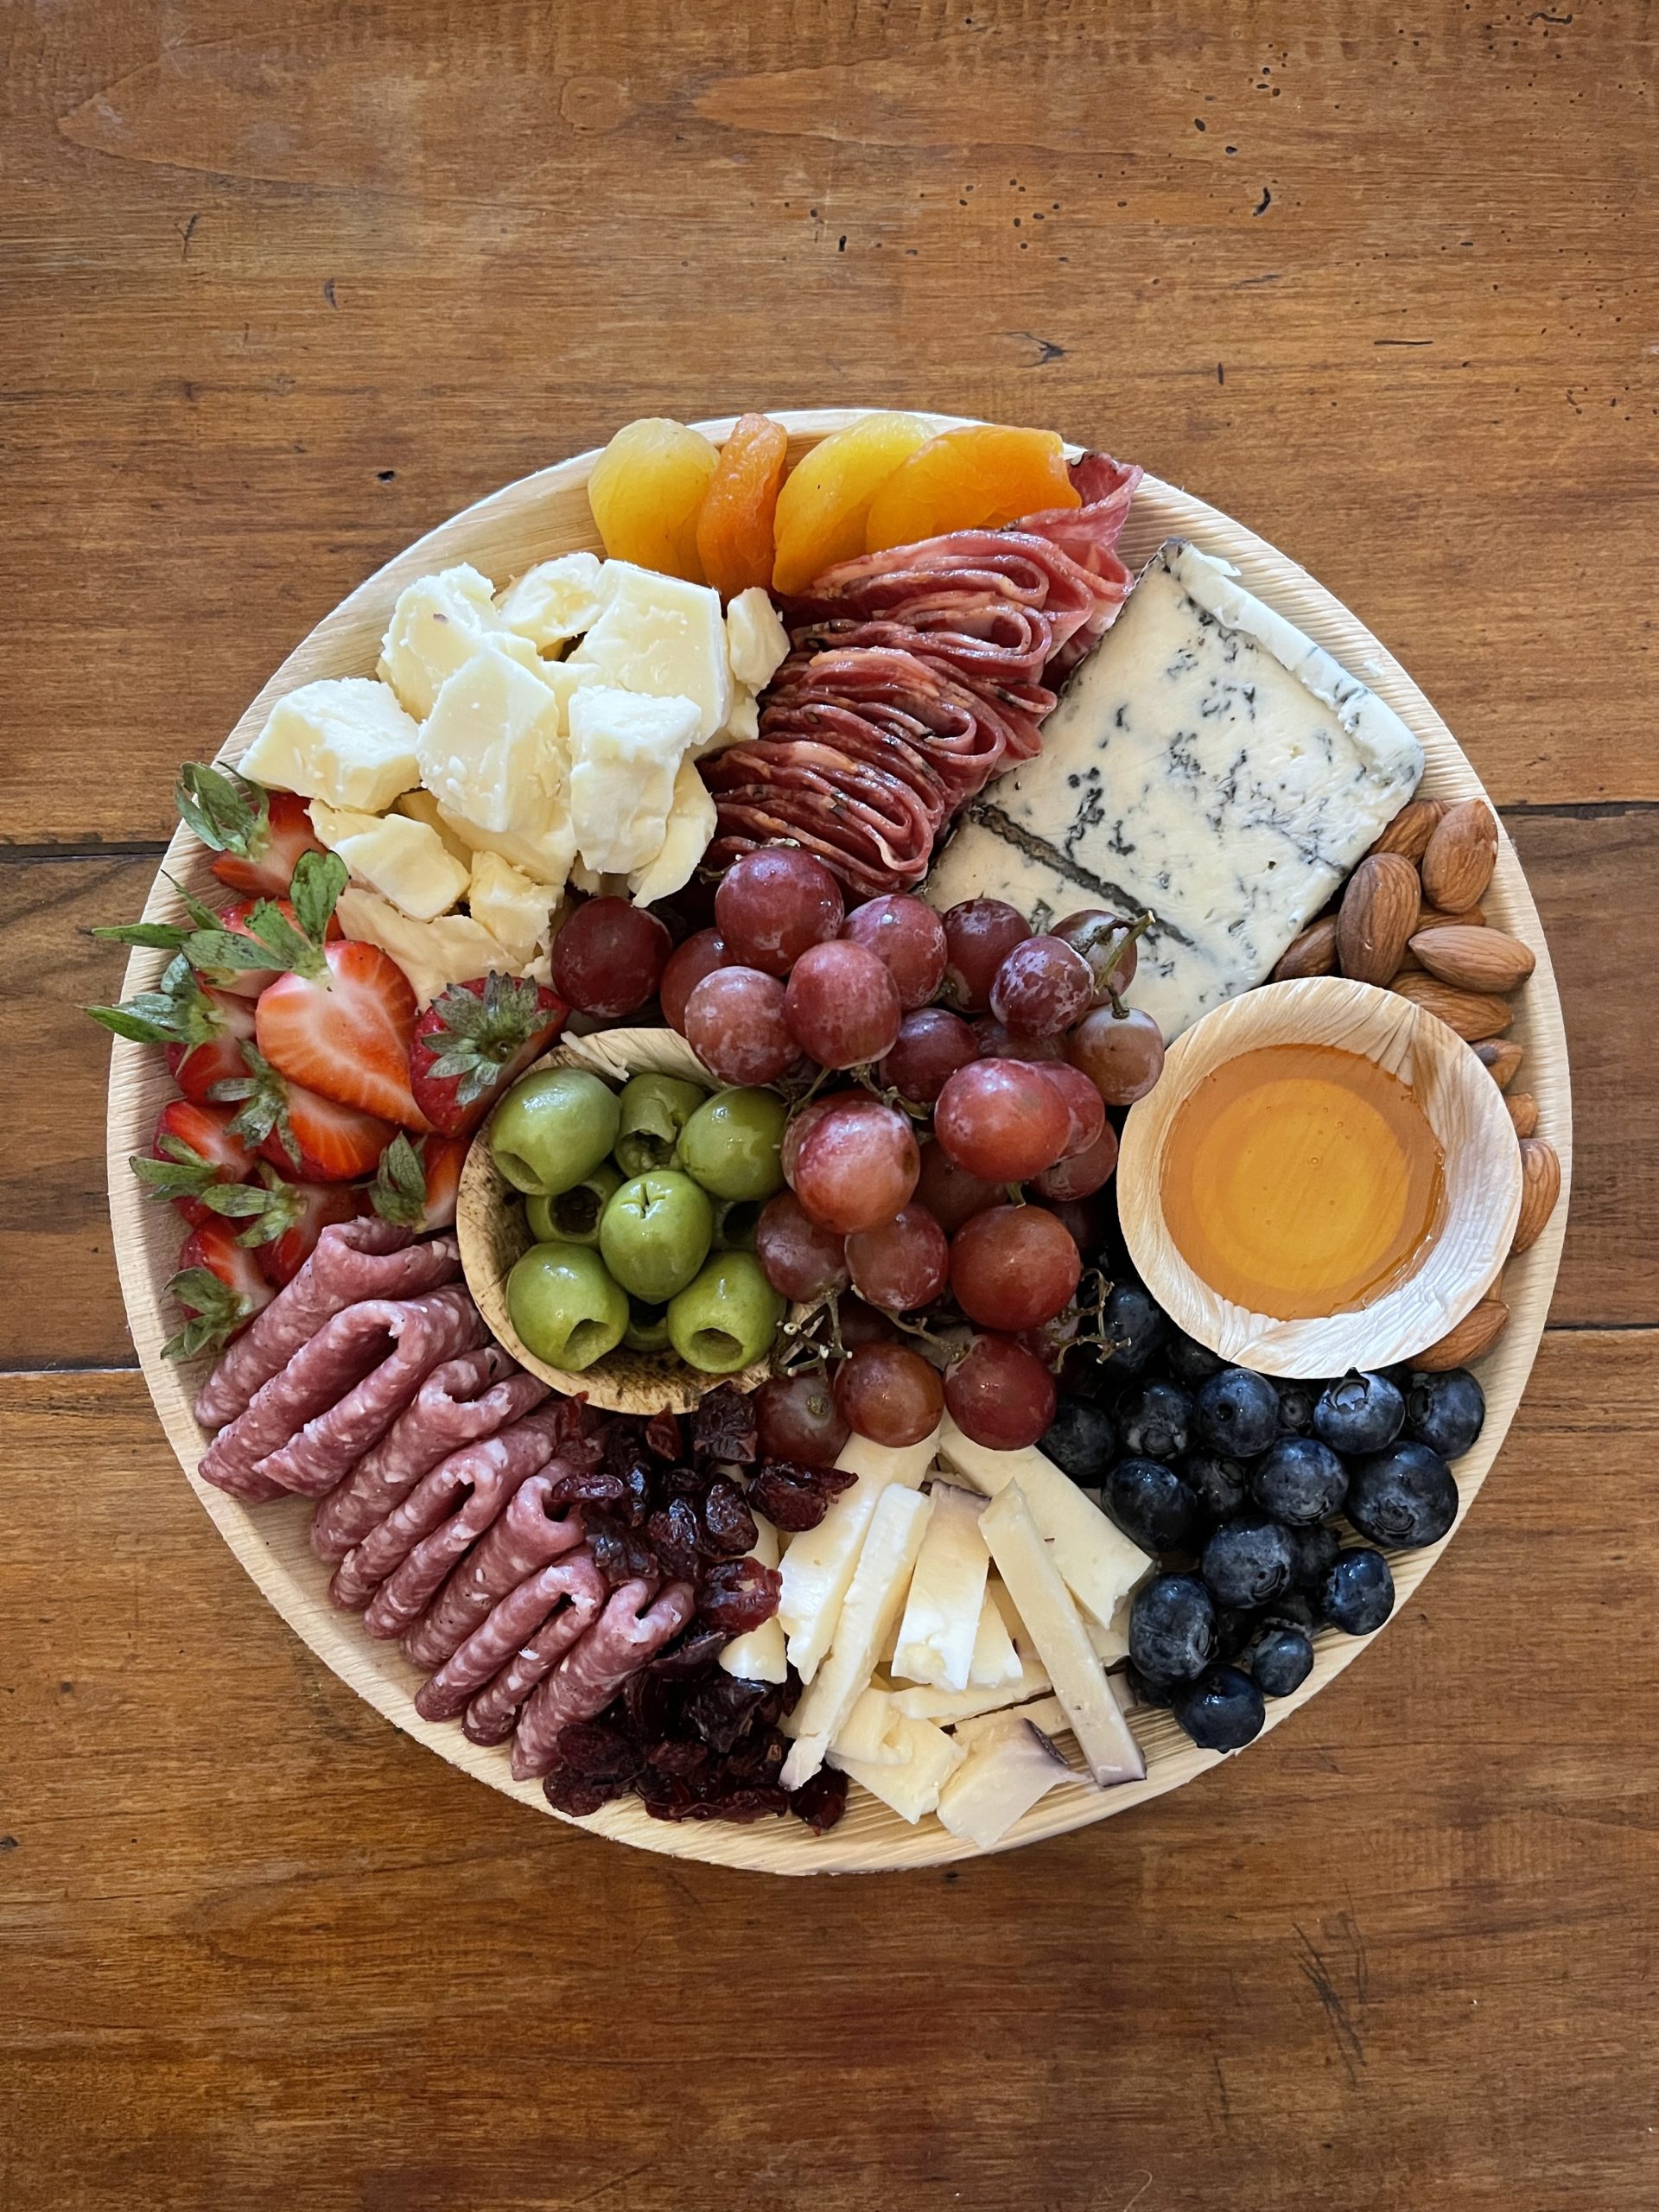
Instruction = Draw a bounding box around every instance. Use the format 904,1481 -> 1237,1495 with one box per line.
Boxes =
1474,1038 -> 1525,1090
1421,798 -> 1498,910
1338,853 -> 1421,985
1273,914 -> 1339,982
1512,1136 -> 1561,1254
1506,1091 -> 1539,1138
1416,905 -> 1486,932
1414,1298 -> 1510,1371
1409,925 -> 1536,994
1370,797 -> 1446,861
1388,970 -> 1514,1041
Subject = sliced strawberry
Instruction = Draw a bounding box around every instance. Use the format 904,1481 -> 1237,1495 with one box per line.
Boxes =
246,1177 -> 361,1287
209,895 -> 342,999
168,988 -> 258,1103
164,1223 -> 276,1361
175,763 -> 325,899
409,974 -> 569,1138
130,1100 -> 260,1227
212,1042 -> 396,1181
369,1129 -> 468,1234
257,938 -> 430,1129
87,963 -> 259,1103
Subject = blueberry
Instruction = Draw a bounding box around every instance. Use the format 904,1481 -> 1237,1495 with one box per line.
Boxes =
1194,1367 -> 1281,1458
1200,1516 -> 1298,1608
1128,1573 -> 1217,1681
1247,1624 -> 1314,1698
1320,1548 -> 1395,1634
1165,1330 -> 1226,1390
1180,1450 -> 1248,1525
1104,1458 -> 1201,1554
1098,1283 -> 1167,1377
1274,1380 -> 1318,1435
1403,1367 -> 1486,1459
1124,1662 -> 1173,1709
1263,1589 -> 1319,1636
1251,1436 -> 1349,1526
1289,1522 -> 1341,1594
1213,1605 -> 1260,1662
1173,1664 -> 1265,1751
1346,1441 -> 1459,1548
1115,1379 -> 1193,1462
1313,1370 -> 1406,1456
1042,1397 -> 1116,1485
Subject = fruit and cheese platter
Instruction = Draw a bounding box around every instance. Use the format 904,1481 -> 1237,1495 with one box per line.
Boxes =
98,409 -> 1570,1872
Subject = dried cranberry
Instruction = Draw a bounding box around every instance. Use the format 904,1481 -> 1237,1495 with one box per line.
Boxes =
544,1465 -> 626,1507
554,1719 -> 645,1784
790,1767 -> 850,1834
691,1384 -> 758,1465
683,1783 -> 792,1824
644,1409 -> 684,1461
645,1497 -> 704,1580
700,1478 -> 759,1560
587,1516 -> 658,1586
697,1556 -> 781,1634
648,1737 -> 711,1778
717,1723 -> 788,1785
544,1771 -> 634,1818
683,1671 -> 771,1753
621,1669 -> 676,1742
645,1624 -> 729,1678
635,1765 -> 702,1821
751,1459 -> 857,1532
660,1461 -> 713,1499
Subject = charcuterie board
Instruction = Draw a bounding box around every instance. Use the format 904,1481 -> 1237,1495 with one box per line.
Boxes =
104,411 -> 1571,1872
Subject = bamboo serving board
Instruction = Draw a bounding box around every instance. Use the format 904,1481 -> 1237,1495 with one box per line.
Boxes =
104,411 -> 1573,1874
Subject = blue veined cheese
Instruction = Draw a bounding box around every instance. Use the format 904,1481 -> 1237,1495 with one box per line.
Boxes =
925,541 -> 1425,1038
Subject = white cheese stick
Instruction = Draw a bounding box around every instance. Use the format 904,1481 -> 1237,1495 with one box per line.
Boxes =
830,1715 -> 963,1825
891,1649 -> 1051,1726
969,1583 -> 1024,1688
778,1427 -> 938,1686
718,1516 -> 785,1685
892,1481 -> 990,1693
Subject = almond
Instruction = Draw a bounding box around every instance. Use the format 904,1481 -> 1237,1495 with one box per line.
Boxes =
1415,905 -> 1486,932
1512,1136 -> 1561,1255
1387,970 -> 1514,1041
1338,852 -> 1421,985
1413,1298 -> 1510,1371
1474,1038 -> 1525,1090
1370,797 -> 1445,861
1408,925 -> 1535,995
1421,798 -> 1498,910
1272,914 -> 1339,982
1506,1091 -> 1539,1138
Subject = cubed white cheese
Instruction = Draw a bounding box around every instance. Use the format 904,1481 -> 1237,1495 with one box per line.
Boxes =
893,1481 -> 990,1694
831,1685 -> 906,1767
937,1706 -> 1077,1851
980,1483 -> 1146,1788
239,677 -> 422,813
830,1714 -> 964,1824
394,786 -> 475,868
416,645 -> 566,839
925,541 -> 1425,1039
725,586 -> 790,691
567,686 -> 703,875
495,552 -> 606,650
969,1582 -> 1025,1688
627,753 -> 716,910
718,1515 -> 786,1685
779,1484 -> 933,1789
466,851 -> 556,969
778,1427 -> 938,1685
437,797 -> 576,890
569,561 -> 734,743
378,564 -> 543,720
334,888 -> 516,1007
309,801 -> 470,922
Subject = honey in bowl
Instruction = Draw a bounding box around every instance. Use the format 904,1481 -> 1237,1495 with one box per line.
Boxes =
1159,1042 -> 1446,1323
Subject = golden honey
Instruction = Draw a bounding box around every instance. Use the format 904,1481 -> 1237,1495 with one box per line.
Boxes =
1160,1043 -> 1446,1321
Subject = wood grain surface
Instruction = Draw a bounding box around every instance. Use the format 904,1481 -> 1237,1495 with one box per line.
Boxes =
3,0 -> 1656,2204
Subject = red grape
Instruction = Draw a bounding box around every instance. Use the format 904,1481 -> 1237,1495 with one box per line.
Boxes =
754,1192 -> 849,1301
879,1007 -> 976,1106
791,1100 -> 919,1234
1052,907 -> 1140,995
715,849 -> 844,975
1040,1194 -> 1105,1254
550,897 -> 671,1018
934,1059 -> 1071,1181
842,894 -> 948,1010
989,934 -> 1094,1038
950,1204 -> 1082,1331
941,899 -> 1032,1013
944,1333 -> 1057,1450
845,1203 -> 949,1312
683,965 -> 794,1085
915,1137 -> 1002,1237
972,1017 -> 1065,1063
1033,1122 -> 1119,1201
754,1370 -> 849,1467
783,939 -> 902,1068
837,1294 -> 898,1348
1066,1004 -> 1166,1104
1039,1063 -> 1107,1159
781,1090 -> 883,1188
659,928 -> 729,1033
834,1341 -> 944,1447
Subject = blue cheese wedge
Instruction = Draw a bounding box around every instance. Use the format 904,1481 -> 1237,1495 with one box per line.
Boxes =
926,541 -> 1424,1039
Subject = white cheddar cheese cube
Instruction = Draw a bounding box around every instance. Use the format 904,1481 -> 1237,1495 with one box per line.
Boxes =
937,1706 -> 1076,1851
466,852 -> 555,969
334,888 -> 516,1008
718,1515 -> 786,1685
417,646 -> 567,839
779,1427 -> 939,1686
394,786 -> 474,868
495,552 -> 606,650
893,1481 -> 990,1694
627,753 -> 716,911
567,686 -> 702,876
240,677 -> 421,813
569,561 -> 734,744
725,587 -> 790,692
779,1484 -> 933,1789
969,1583 -> 1024,1688
437,798 -> 576,890
980,1482 -> 1145,1788
309,801 -> 470,922
379,564 -> 543,720
831,1714 -> 963,1824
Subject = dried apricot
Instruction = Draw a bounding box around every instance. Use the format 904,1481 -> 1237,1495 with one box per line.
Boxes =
771,411 -> 933,594
695,415 -> 789,599
864,424 -> 1080,552
588,417 -> 720,582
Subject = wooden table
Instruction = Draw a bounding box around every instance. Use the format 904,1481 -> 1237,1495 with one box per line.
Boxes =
4,3 -> 1656,2205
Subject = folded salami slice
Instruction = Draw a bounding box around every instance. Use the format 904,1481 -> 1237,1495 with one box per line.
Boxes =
194,1220 -> 462,1432
463,1597 -> 601,1747
509,1577 -> 697,1782
401,1464 -> 589,1670
703,739 -> 939,898
415,1550 -> 607,1725
309,1349 -> 550,1563
198,1288 -> 483,1501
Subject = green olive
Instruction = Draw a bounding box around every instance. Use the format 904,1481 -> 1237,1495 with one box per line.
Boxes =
491,1068 -> 620,1198
506,1240 -> 628,1371
623,1298 -> 672,1352
713,1197 -> 764,1251
675,1087 -> 789,1202
526,1160 -> 621,1248
613,1073 -> 709,1179
598,1170 -> 715,1303
666,1251 -> 784,1375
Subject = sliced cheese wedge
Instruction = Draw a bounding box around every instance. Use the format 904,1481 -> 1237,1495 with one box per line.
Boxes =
893,1481 -> 989,1693
831,1685 -> 906,1768
778,1427 -> 938,1686
718,1515 -> 785,1685
830,1715 -> 964,1825
980,1482 -> 1146,1788
969,1582 -> 1024,1688
891,1649 -> 1051,1726
937,1703 -> 1076,1850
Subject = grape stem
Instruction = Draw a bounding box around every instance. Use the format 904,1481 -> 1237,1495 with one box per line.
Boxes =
1099,909 -> 1156,1017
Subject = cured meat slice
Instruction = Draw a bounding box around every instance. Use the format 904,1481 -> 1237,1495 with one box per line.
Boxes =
197,1288 -> 484,1502
308,1349 -> 550,1563
510,1577 -> 697,1780
790,607 -> 1054,690
702,740 -> 938,897
415,1551 -> 607,1725
461,1587 -> 611,1747
194,1220 -> 461,1432
401,1465 -> 588,1670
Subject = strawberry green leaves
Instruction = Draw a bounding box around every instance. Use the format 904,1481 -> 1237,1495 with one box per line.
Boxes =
369,1130 -> 430,1227
175,762 -> 269,861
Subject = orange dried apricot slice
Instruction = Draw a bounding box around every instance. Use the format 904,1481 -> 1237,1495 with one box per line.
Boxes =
587,417 -> 720,582
771,411 -> 933,594
696,414 -> 789,599
863,424 -> 1080,553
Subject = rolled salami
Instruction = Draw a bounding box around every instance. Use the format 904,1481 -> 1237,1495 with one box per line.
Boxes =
510,1577 -> 696,1781
401,1464 -> 588,1670
415,1551 -> 607,1725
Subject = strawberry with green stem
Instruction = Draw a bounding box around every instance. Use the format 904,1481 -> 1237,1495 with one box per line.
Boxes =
131,1100 -> 261,1228
368,1129 -> 467,1234
174,761 -> 324,899
87,957 -> 257,1103
164,1222 -> 276,1361
409,972 -> 569,1138
210,1040 -> 395,1183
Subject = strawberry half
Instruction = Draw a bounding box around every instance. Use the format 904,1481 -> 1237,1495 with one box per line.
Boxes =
175,762 -> 325,899
212,1042 -> 396,1182
368,1130 -> 469,1234
409,973 -> 569,1138
210,894 -> 343,1000
257,938 -> 429,1130
164,1222 -> 276,1361
246,1177 -> 361,1287
87,961 -> 257,1103
131,1101 -> 260,1228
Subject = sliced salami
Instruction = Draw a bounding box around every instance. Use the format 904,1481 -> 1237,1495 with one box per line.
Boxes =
415,1550 -> 607,1725
401,1464 -> 589,1670
509,1577 -> 696,1781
